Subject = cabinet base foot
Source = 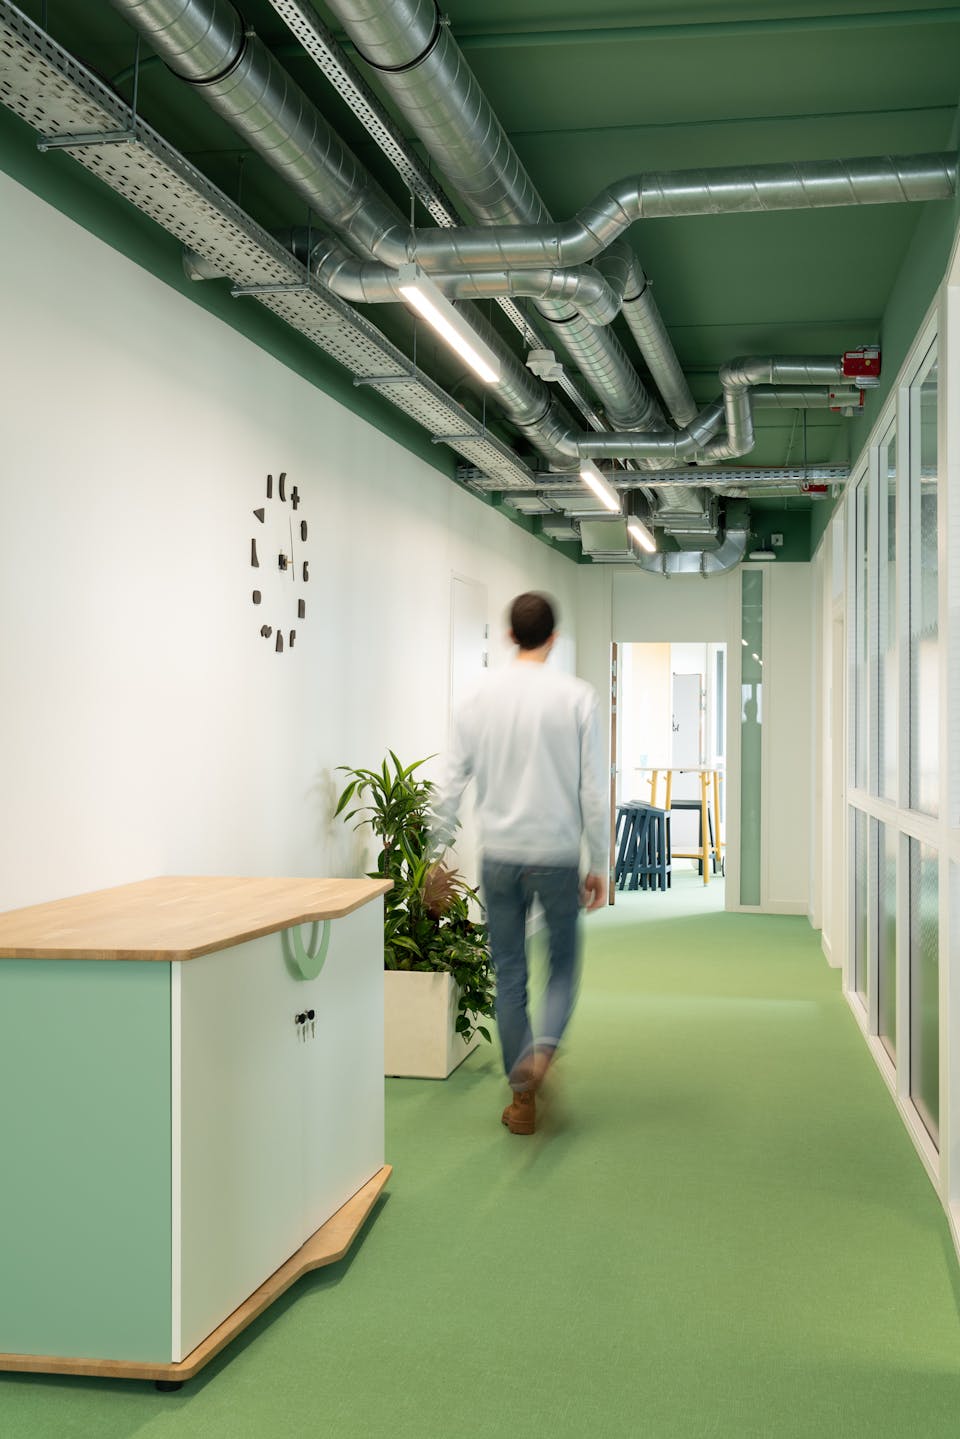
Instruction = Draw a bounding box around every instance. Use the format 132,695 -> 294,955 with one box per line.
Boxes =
0,1164 -> 392,1385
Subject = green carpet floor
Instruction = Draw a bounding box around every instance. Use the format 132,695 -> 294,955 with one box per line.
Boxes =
5,876 -> 960,1437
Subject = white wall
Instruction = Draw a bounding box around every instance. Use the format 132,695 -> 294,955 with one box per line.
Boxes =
0,172 -> 577,910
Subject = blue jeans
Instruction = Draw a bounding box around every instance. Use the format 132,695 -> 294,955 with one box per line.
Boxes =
481,859 -> 582,1089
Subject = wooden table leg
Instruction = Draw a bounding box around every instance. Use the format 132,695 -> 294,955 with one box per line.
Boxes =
700,771 -> 709,885
712,768 -> 722,872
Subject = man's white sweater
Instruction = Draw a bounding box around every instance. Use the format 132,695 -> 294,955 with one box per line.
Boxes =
432,660 -> 608,872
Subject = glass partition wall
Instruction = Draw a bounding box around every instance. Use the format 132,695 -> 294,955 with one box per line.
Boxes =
846,329 -> 946,1159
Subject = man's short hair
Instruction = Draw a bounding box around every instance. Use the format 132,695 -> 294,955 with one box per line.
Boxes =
510,592 -> 556,650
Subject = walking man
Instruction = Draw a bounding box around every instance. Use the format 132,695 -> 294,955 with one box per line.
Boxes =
432,592 -> 608,1134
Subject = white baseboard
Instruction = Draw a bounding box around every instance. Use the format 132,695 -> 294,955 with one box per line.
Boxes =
821,931 -> 840,968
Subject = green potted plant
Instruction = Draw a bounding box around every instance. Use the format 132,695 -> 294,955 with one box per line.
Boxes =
334,753 -> 494,1078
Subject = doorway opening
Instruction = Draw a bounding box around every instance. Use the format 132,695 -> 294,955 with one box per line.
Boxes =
613,642 -> 727,909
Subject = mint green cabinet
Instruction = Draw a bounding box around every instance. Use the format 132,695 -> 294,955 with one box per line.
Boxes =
0,880 -> 387,1376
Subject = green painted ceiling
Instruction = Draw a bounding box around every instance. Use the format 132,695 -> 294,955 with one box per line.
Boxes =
14,1 -> 960,482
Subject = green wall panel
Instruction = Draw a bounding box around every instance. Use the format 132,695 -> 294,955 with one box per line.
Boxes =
0,960 -> 172,1363
740,569 -> 764,906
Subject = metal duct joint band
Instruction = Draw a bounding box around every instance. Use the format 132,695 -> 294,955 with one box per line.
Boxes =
323,0 -> 441,73
108,0 -> 245,83
357,9 -> 444,73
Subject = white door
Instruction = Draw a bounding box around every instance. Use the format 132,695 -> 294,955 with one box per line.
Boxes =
672,672 -> 703,767
299,902 -> 385,1236
449,575 -> 487,717
448,575 -> 487,881
669,672 -> 703,854
176,937 -> 305,1358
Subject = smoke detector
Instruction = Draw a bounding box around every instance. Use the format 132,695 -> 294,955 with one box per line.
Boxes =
526,349 -> 564,380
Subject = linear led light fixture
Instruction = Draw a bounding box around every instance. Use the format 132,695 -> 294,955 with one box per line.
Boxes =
579,460 -> 621,514
627,517 -> 656,553
397,264 -> 501,384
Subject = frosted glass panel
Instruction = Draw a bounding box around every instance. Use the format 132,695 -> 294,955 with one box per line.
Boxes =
909,350 -> 939,815
879,429 -> 897,801
909,838 -> 939,1144
877,822 -> 896,1058
853,808 -> 868,1005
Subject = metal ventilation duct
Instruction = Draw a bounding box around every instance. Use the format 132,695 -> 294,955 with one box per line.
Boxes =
260,0 -> 609,432
400,154 -> 958,271
0,5 -> 538,493
320,0 -> 670,435
105,0 -> 588,472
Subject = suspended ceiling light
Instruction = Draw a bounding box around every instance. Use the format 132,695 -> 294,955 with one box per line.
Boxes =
579,460 -> 621,514
397,264 -> 501,384
626,517 -> 656,554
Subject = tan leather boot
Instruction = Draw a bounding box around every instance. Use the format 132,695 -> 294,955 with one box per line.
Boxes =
501,1089 -> 536,1135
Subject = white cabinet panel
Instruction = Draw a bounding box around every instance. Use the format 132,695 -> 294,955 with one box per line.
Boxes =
176,935 -> 307,1359
299,903 -> 385,1235
175,904 -> 385,1360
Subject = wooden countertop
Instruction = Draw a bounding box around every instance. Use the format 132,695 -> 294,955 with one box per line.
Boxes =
0,876 -> 392,962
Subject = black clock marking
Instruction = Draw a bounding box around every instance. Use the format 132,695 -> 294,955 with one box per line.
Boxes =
252,471 -> 307,652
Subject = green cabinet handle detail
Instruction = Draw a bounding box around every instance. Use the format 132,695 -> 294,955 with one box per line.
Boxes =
283,921 -> 331,981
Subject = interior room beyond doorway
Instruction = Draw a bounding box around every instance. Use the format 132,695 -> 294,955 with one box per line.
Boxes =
615,642 -> 727,906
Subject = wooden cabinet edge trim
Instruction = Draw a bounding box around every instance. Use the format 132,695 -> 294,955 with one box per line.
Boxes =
0,881 -> 393,962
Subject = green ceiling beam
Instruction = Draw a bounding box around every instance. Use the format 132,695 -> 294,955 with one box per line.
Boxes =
453,8 -> 960,51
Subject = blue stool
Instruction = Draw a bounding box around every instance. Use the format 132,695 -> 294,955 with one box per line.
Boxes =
633,803 -> 671,891
615,804 -> 648,889
616,802 -> 671,892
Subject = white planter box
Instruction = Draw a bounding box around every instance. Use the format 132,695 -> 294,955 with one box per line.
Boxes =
383,970 -> 482,1079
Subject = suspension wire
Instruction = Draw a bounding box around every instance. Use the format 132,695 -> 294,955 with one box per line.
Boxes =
130,35 -> 141,127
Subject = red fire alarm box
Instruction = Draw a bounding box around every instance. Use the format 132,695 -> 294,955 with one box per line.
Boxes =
842,346 -> 881,381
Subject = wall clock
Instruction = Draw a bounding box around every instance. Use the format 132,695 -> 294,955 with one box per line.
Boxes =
250,471 -> 309,653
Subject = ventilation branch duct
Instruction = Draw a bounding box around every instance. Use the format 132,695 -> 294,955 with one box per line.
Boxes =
581,518 -> 751,576
700,357 -> 848,461
394,154 -> 957,272
303,236 -> 627,325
